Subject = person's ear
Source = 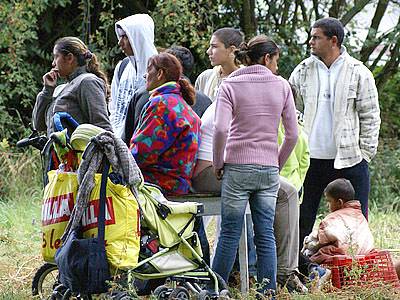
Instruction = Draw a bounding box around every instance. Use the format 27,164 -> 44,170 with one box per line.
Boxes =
228,45 -> 236,57
338,198 -> 344,207
64,53 -> 75,64
264,53 -> 271,66
331,36 -> 339,48
156,69 -> 165,81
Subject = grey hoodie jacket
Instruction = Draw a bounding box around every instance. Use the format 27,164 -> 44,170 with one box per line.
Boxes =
110,14 -> 157,137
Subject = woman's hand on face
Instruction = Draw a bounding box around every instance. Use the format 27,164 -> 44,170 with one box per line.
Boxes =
43,69 -> 59,87
214,168 -> 224,180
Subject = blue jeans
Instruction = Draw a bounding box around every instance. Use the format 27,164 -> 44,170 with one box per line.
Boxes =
212,164 -> 279,291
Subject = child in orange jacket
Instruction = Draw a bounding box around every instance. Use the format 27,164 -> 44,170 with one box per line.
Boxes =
299,178 -> 374,289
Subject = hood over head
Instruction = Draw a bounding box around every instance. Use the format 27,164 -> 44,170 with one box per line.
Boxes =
115,14 -> 158,82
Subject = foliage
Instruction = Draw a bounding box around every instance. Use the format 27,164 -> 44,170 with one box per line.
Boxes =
0,0 -> 399,143
377,70 -> 400,139
0,0 -> 124,142
152,0 -> 220,79
0,0 -> 48,140
0,148 -> 42,202
369,140 -> 400,212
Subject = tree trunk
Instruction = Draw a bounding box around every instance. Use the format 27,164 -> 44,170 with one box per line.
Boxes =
375,38 -> 400,90
340,0 -> 370,26
359,0 -> 389,63
329,0 -> 346,18
241,0 -> 257,37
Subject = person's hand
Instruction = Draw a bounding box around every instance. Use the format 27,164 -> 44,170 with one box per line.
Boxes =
214,168 -> 224,180
42,68 -> 59,87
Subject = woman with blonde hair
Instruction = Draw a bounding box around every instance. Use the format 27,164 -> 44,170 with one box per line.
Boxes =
33,36 -> 112,136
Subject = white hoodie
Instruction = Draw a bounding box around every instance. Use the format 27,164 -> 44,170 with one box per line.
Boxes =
110,14 -> 157,137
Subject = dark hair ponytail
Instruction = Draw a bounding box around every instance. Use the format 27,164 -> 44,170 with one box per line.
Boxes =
54,37 -> 110,98
234,35 -> 279,66
178,78 -> 196,105
148,53 -> 196,105
86,54 -> 110,99
235,42 -> 251,66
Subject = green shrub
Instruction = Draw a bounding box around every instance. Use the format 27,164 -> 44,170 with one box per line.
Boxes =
378,71 -> 400,139
369,139 -> 400,212
0,142 -> 42,203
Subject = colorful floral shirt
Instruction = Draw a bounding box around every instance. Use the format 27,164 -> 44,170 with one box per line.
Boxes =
130,82 -> 201,195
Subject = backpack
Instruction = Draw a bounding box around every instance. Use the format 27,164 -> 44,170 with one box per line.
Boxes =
117,57 -> 130,82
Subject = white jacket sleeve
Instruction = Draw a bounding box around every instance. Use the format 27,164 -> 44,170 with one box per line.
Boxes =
109,60 -> 122,121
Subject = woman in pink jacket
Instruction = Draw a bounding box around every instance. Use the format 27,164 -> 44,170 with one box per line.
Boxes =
211,35 -> 298,295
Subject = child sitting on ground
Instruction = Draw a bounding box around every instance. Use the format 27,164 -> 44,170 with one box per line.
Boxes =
299,178 -> 375,289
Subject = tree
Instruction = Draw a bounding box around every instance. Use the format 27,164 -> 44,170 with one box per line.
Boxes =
1,0 -> 399,141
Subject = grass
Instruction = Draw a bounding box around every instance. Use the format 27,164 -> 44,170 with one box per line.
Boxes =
0,142 -> 399,299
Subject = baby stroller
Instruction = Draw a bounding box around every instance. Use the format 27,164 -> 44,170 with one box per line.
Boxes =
129,183 -> 230,299
35,121 -> 229,299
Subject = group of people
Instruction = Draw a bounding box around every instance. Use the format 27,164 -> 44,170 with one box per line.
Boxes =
32,13 -> 383,296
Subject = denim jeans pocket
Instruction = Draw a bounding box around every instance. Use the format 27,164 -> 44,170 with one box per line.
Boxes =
224,164 -> 256,189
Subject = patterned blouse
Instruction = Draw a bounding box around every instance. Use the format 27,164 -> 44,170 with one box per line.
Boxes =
130,82 -> 201,195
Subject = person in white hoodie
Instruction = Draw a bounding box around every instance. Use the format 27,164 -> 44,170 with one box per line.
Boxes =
110,14 -> 158,137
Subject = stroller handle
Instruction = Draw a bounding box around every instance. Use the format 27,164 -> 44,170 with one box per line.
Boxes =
53,112 -> 80,133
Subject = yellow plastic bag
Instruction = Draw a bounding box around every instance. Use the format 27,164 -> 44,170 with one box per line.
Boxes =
41,170 -> 140,271
81,174 -> 141,270
41,171 -> 78,262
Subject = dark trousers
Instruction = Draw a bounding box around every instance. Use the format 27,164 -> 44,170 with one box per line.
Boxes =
194,217 -> 210,266
298,253 -> 317,276
299,159 -> 370,246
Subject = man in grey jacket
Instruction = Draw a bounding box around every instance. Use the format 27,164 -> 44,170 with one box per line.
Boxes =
289,17 -> 380,246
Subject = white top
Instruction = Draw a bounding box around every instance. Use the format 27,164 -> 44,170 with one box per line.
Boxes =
197,101 -> 216,161
308,53 -> 344,159
109,14 -> 158,137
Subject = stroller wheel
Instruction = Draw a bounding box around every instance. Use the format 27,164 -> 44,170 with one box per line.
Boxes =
51,284 -> 68,300
153,285 -> 170,299
218,289 -> 231,299
168,286 -> 190,299
109,290 -> 134,300
32,263 -> 59,299
61,288 -> 71,300
197,290 -> 212,300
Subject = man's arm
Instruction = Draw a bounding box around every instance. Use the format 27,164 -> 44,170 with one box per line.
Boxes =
109,60 -> 122,121
356,67 -> 381,162
289,66 -> 305,113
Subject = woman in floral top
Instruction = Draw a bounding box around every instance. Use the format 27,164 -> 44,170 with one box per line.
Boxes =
129,53 -> 201,195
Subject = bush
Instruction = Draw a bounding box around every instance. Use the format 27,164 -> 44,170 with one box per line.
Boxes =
377,71 -> 400,139
369,139 -> 400,212
0,141 -> 42,203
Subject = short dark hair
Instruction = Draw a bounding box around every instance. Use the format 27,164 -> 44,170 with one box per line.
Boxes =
324,178 -> 355,202
165,46 -> 194,77
213,27 -> 244,48
313,17 -> 344,47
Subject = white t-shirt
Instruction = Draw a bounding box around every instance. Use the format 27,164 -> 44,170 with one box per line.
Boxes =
309,55 -> 344,159
197,101 -> 216,161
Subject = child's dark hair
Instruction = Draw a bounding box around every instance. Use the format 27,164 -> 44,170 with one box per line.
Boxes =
148,53 -> 196,105
235,35 -> 279,66
324,178 -> 355,202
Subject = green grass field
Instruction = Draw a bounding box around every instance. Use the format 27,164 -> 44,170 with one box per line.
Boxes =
1,147 -> 399,299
